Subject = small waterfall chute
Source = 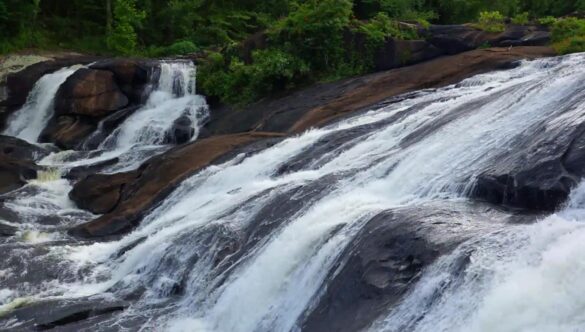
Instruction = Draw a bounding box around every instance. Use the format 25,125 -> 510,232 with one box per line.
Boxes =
3,66 -> 80,143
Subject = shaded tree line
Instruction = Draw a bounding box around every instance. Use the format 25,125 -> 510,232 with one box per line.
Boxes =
1,0 -> 585,55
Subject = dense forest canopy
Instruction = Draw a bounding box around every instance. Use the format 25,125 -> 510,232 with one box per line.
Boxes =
2,0 -> 585,55
2,0 -> 585,105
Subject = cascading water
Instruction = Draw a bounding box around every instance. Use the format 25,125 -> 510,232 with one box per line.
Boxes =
2,54 -> 585,331
100,61 -> 205,149
42,61 -> 209,173
2,66 -> 80,143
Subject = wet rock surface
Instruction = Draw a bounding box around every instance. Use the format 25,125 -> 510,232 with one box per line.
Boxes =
69,132 -> 284,239
301,202 -> 537,332
473,120 -> 585,211
0,136 -> 46,195
55,68 -> 129,117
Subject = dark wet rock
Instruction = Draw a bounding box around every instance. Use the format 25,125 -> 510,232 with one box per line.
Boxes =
301,202 -> 534,332
425,24 -> 550,55
374,39 -> 444,71
70,171 -> 139,215
165,115 -> 195,144
2,298 -> 128,331
0,135 -> 49,161
55,68 -> 129,117
0,222 -> 16,236
90,59 -> 157,104
39,115 -> 97,150
472,121 -> 585,211
69,132 -> 284,239
66,157 -> 121,180
0,156 -> 40,195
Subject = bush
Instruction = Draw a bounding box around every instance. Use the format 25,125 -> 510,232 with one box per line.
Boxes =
553,36 -> 585,54
270,0 -> 353,72
148,40 -> 198,57
551,17 -> 585,42
357,12 -> 418,42
199,48 -> 310,105
511,12 -> 530,25
551,18 -> 585,54
475,11 -> 505,33
538,16 -> 558,26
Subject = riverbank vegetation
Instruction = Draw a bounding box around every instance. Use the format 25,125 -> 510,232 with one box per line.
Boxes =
2,0 -> 585,104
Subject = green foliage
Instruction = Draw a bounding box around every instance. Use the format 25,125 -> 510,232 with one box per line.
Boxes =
552,17 -> 585,42
357,13 -> 418,42
538,16 -> 558,26
551,17 -> 585,54
270,0 -> 353,72
554,35 -> 585,54
4,0 -> 585,105
511,12 -> 530,25
199,49 -> 310,105
107,0 -> 145,55
475,11 -> 505,33
148,40 -> 199,57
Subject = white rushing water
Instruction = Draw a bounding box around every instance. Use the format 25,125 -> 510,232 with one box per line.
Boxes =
2,54 -> 585,331
3,66 -> 79,143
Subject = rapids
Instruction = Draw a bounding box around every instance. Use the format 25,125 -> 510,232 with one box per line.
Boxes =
1,54 -> 585,331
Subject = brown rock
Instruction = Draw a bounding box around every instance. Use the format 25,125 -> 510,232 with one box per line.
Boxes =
69,172 -> 139,215
69,132 -> 284,239
289,46 -> 556,133
39,115 -> 97,150
90,59 -> 155,104
55,69 -> 129,117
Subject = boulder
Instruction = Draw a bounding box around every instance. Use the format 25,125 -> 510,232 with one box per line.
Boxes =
165,115 -> 195,144
39,115 -> 97,150
0,157 -> 40,194
374,39 -> 444,71
0,135 -> 46,195
0,134 -> 49,161
472,123 -> 585,211
55,68 -> 129,117
301,202 -> 535,332
69,172 -> 139,215
90,59 -> 157,104
425,24 -> 550,55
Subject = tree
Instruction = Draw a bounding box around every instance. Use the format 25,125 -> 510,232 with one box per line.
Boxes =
107,0 -> 145,55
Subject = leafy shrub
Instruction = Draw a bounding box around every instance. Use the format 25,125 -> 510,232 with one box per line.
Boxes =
553,36 -> 585,54
511,12 -> 530,25
148,41 -> 198,57
107,0 -> 145,55
199,48 -> 310,105
357,12 -> 418,42
551,17 -> 585,42
475,11 -> 506,33
538,16 -> 558,26
270,0 -> 353,72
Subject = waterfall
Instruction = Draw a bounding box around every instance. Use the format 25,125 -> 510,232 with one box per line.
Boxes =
99,61 -> 207,150
2,54 -> 585,331
2,66 -> 79,143
42,61 -> 209,173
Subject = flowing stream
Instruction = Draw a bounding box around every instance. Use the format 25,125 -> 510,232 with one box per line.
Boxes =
1,54 -> 585,331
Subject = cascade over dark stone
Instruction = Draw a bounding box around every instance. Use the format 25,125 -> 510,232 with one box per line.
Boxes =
40,59 -> 158,149
0,56 -> 100,129
472,121 -> 585,211
301,203 -> 537,332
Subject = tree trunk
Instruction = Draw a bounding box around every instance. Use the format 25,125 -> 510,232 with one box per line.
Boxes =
106,0 -> 113,33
